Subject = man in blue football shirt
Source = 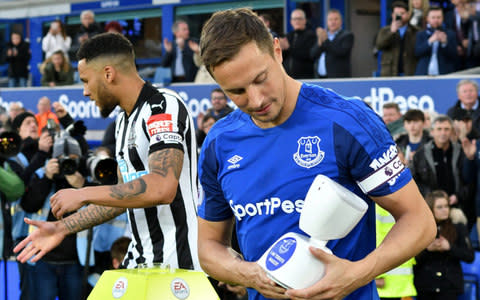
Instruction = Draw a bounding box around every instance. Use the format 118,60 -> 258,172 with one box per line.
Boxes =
197,8 -> 436,300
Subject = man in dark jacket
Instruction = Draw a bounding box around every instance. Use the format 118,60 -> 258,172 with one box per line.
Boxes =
376,1 -> 418,76
447,79 -> 480,133
410,115 -> 474,226
310,9 -> 354,78
280,9 -> 316,79
161,20 -> 198,82
414,6 -> 458,75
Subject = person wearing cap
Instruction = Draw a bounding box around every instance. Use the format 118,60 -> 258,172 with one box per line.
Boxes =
8,111 -> 53,300
18,130 -> 89,300
447,79 -> 480,133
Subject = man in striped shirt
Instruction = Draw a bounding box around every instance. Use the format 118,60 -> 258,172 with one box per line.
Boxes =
14,33 -> 200,271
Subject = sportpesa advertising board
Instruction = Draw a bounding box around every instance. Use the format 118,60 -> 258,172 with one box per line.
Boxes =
0,76 -> 477,138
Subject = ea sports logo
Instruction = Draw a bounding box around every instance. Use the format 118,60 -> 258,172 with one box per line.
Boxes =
112,277 -> 128,298
171,278 -> 190,299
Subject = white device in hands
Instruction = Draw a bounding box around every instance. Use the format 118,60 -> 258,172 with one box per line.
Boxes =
257,174 -> 368,289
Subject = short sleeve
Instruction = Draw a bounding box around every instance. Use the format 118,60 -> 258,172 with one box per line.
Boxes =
333,102 -> 411,197
146,94 -> 186,155
197,138 -> 234,221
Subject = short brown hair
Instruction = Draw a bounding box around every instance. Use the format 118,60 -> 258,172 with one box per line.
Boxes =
200,8 -> 274,76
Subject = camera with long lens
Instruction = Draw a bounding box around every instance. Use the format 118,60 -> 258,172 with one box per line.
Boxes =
0,131 -> 22,158
87,152 -> 118,185
52,132 -> 82,176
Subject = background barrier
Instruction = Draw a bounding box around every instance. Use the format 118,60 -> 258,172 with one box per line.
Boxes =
0,75 -> 477,141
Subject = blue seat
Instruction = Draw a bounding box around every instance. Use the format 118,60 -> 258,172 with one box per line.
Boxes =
461,251 -> 480,300
153,67 -> 171,86
458,279 -> 477,300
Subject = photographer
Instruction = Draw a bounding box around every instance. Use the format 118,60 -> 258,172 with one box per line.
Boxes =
375,1 -> 419,76
20,131 -> 88,300
8,111 -> 52,300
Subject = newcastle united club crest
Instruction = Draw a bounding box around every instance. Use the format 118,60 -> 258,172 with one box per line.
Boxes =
293,136 -> 324,168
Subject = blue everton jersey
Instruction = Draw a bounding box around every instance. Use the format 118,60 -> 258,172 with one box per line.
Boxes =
198,83 -> 412,300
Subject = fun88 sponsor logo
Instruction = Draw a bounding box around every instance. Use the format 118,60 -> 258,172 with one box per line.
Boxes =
229,198 -> 304,221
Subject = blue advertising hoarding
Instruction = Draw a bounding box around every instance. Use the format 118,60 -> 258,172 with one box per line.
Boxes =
0,76 -> 477,140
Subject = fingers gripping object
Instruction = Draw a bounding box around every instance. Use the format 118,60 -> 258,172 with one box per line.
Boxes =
257,174 -> 368,289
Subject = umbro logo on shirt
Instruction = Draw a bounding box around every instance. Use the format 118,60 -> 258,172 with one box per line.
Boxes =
227,155 -> 243,169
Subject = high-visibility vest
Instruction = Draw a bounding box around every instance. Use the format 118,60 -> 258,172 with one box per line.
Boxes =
375,204 -> 417,298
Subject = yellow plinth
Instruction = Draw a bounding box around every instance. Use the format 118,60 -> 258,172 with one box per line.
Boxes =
88,267 -> 219,300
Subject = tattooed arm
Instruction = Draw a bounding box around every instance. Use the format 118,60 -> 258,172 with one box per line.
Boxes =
14,169 -> 127,262
50,148 -> 183,219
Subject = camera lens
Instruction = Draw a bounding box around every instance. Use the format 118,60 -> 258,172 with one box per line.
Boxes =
60,157 -> 77,175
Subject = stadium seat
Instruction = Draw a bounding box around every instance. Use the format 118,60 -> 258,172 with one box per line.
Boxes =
153,67 -> 171,86
459,278 -> 477,300
461,251 -> 480,300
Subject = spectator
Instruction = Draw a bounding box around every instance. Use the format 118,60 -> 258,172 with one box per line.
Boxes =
382,102 -> 405,139
5,32 -> 31,88
376,1 -> 419,76
444,0 -> 471,70
409,0 -> 430,28
466,2 -> 480,68
423,109 -> 439,133
447,79 -> 480,133
69,10 -> 102,60
414,6 -> 458,75
2,102 -> 24,132
20,131 -> 88,300
10,111 -> 53,300
196,114 -> 216,150
190,39 -> 215,84
104,21 -> 123,34
280,9 -> 316,79
462,126 -> 480,243
310,9 -> 354,78
110,236 -> 131,269
204,88 -> 234,121
35,96 -> 59,135
410,115 -> 473,226
40,50 -> 74,87
161,20 -> 198,82
413,190 -> 474,300
259,13 -> 279,38
42,20 -> 71,60
395,109 -> 431,164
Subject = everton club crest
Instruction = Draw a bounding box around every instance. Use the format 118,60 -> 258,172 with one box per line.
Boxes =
293,136 -> 324,168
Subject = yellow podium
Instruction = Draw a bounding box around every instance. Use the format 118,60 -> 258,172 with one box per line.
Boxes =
88,266 -> 220,300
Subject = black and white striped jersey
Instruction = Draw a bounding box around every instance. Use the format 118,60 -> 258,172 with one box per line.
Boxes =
115,82 -> 200,270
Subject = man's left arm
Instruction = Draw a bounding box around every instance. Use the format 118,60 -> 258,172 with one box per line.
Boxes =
50,148 -> 183,219
285,179 -> 436,300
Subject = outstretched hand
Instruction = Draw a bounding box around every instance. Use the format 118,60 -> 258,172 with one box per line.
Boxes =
13,218 -> 67,263
285,247 -> 364,300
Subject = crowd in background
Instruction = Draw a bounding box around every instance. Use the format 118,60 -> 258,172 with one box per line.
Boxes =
2,1 -> 480,300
